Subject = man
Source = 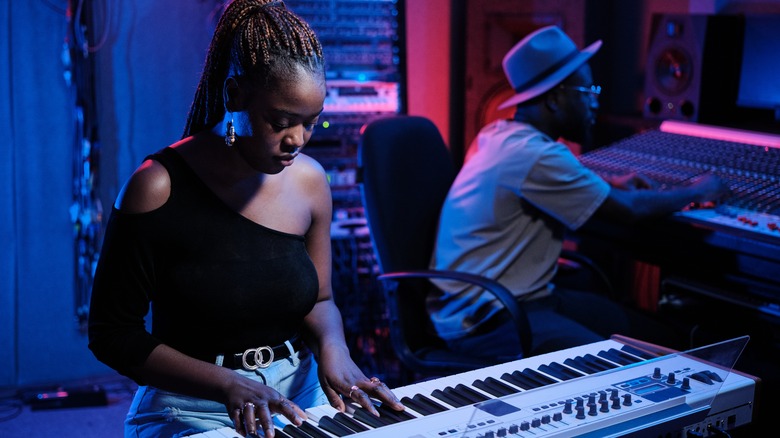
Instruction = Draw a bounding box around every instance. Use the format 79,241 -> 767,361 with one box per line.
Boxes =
428,25 -> 729,361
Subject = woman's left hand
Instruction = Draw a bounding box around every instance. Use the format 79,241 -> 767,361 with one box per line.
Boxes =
316,344 -> 405,416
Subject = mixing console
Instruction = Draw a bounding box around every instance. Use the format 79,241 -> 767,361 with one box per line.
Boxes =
580,121 -> 780,238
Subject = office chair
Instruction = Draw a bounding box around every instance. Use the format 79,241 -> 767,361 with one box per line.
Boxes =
358,115 -> 533,379
358,115 -> 615,381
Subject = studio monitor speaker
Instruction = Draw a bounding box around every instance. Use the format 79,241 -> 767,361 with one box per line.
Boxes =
643,14 -> 744,123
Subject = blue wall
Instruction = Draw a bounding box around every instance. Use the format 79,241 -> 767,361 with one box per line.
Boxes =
0,0 -> 215,389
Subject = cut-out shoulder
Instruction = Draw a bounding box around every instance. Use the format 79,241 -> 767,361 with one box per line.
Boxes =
115,159 -> 171,213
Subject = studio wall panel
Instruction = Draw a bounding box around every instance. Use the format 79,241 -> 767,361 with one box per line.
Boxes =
462,0 -> 586,156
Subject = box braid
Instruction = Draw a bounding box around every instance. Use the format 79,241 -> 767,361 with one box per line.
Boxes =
183,0 -> 324,138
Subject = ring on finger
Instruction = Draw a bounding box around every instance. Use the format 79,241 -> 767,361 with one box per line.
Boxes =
348,385 -> 359,398
370,376 -> 381,384
244,402 -> 256,410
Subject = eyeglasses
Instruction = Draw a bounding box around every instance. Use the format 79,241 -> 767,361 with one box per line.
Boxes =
559,84 -> 602,98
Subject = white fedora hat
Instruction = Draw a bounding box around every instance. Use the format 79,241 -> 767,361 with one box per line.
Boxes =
497,25 -> 602,110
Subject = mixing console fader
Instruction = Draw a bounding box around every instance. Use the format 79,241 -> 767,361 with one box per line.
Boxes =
580,120 -> 780,239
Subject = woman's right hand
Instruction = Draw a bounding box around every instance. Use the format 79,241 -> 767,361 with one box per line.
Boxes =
225,374 -> 307,438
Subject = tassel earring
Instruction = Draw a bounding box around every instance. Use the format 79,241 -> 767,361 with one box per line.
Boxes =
225,114 -> 236,147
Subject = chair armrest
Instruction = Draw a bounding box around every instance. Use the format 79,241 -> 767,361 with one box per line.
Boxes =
378,269 -> 532,356
559,249 -> 615,297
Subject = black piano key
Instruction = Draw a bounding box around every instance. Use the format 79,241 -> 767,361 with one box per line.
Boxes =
472,377 -> 518,397
399,396 -> 434,416
411,394 -> 449,413
352,407 -> 393,428
431,388 -> 470,408
597,349 -> 628,365
583,353 -> 619,370
298,421 -> 332,438
333,412 -> 370,433
610,348 -> 645,363
282,424 -> 314,438
501,371 -> 537,390
377,404 -> 416,423
620,344 -> 659,360
564,357 -> 602,374
445,384 -> 490,404
317,416 -> 355,437
598,348 -> 643,366
548,362 -> 586,380
457,383 -> 492,401
520,368 -> 557,386
275,427 -> 295,438
538,364 -> 572,381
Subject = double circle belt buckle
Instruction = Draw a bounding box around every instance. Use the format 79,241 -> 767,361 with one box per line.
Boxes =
241,345 -> 275,370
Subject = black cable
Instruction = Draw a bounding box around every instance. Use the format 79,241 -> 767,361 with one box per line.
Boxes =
707,424 -> 732,438
0,398 -> 24,423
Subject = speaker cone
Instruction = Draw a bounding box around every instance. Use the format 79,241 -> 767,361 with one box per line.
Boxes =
653,46 -> 693,96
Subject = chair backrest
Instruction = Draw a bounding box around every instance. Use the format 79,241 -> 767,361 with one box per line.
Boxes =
359,115 -> 456,274
359,115 -> 483,377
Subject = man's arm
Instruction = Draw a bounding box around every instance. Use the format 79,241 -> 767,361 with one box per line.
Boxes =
595,173 -> 730,224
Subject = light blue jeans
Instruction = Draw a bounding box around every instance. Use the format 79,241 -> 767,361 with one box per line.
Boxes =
124,349 -> 328,438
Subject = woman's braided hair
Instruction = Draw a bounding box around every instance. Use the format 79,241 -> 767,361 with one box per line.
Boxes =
183,0 -> 324,138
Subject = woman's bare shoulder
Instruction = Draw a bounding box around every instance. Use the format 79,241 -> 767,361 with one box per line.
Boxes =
115,158 -> 172,213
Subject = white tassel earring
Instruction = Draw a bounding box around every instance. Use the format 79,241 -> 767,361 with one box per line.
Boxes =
225,113 -> 236,147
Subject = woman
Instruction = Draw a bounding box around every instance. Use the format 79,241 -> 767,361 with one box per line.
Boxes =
87,1 -> 403,437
